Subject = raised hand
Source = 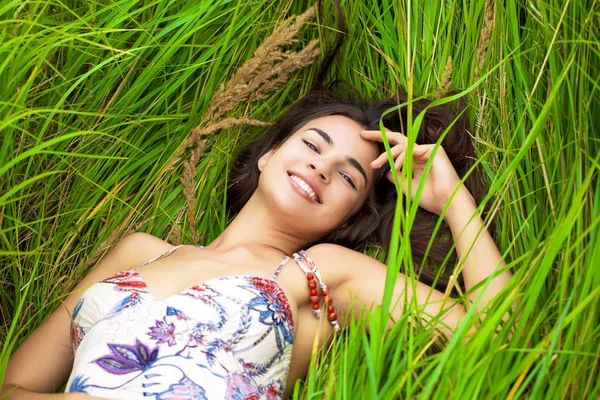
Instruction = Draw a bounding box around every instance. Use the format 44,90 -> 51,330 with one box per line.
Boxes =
361,129 -> 474,216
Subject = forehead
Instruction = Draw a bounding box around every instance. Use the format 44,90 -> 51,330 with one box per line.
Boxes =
294,115 -> 379,158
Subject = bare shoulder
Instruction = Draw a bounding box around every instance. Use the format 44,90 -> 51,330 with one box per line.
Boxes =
1,232 -> 174,394
302,244 -> 394,327
116,231 -> 173,249
303,243 -> 387,283
69,232 -> 174,309
106,232 -> 174,269
305,243 -> 376,261
303,244 -> 459,337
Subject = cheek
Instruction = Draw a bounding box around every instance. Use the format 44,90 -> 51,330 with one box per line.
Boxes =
327,183 -> 364,217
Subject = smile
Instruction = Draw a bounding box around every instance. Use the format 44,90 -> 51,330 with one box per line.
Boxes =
288,173 -> 321,204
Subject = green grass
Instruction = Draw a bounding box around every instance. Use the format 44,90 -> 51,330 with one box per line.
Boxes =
1,0 -> 598,398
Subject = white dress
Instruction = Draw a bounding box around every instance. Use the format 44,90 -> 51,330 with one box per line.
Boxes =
65,245 -> 296,399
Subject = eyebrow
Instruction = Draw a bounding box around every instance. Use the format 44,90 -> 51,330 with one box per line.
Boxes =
307,128 -> 369,185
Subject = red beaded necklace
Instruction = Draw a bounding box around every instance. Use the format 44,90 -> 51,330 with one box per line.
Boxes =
292,251 -> 340,332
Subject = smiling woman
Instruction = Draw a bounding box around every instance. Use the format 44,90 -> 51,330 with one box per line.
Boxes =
1,2 -> 516,400
228,89 -> 487,276
2,46 -> 513,400
255,115 -> 379,234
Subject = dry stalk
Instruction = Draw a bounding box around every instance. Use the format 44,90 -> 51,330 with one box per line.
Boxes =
436,56 -> 453,99
169,6 -> 318,242
181,140 -> 206,243
85,226 -> 127,269
169,117 -> 271,169
204,6 -> 316,121
249,39 -> 320,101
165,117 -> 270,243
167,223 -> 182,246
475,89 -> 488,140
474,0 -> 495,82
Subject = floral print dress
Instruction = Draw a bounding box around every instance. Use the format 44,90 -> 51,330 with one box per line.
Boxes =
65,245 -> 295,399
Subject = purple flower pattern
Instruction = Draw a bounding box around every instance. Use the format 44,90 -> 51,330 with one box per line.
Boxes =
226,373 -> 259,400
92,339 -> 158,374
148,316 -> 177,347
157,377 -> 207,399
66,266 -> 294,399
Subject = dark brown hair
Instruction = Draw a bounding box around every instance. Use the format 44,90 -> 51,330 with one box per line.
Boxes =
227,4 -> 487,292
227,90 -> 486,291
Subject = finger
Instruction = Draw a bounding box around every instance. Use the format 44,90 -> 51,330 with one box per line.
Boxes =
409,176 -> 423,198
370,143 -> 406,168
376,143 -> 433,171
392,173 -> 420,198
394,151 -> 406,171
412,144 -> 435,160
361,129 -> 407,145
385,152 -> 407,183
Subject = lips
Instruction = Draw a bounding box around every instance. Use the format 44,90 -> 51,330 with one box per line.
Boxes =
287,172 -> 322,204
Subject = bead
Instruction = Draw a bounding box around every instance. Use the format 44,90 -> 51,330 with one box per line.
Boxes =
321,289 -> 328,296
309,289 -> 317,296
328,306 -> 334,313
306,273 -> 314,280
308,281 -> 317,289
328,313 -> 337,321
312,303 -> 320,310
325,296 -> 333,304
310,296 -> 320,304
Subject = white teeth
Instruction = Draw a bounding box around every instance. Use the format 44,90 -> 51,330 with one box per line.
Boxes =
291,175 -> 318,202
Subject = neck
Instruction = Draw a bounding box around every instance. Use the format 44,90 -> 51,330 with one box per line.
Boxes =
206,193 -> 310,257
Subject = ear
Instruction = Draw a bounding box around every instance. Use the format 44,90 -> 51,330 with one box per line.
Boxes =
258,148 -> 276,171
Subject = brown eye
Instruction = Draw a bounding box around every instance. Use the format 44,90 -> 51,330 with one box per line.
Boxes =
303,139 -> 319,153
340,173 -> 357,190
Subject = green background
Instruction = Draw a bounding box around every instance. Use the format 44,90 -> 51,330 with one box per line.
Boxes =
1,0 -> 598,398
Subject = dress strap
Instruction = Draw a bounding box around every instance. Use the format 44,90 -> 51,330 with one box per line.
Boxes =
132,244 -> 186,271
294,250 -> 341,331
272,256 -> 291,279
297,250 -> 326,285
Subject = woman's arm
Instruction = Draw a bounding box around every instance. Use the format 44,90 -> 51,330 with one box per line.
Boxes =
304,244 -> 466,340
1,233 -> 173,399
306,194 -> 513,341
310,129 -> 515,339
443,186 -> 512,319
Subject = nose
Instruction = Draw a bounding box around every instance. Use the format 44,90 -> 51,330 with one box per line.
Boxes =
308,162 -> 329,183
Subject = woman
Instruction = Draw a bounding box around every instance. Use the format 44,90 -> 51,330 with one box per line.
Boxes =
1,1 -> 514,393
1,87 -> 513,399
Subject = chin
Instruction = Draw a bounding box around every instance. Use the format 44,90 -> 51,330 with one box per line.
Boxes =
268,188 -> 314,216
257,173 -> 350,230
262,190 -> 332,231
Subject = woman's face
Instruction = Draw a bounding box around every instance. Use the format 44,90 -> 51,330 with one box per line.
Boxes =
257,115 -> 380,239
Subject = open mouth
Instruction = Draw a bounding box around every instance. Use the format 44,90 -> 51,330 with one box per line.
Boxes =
288,172 -> 321,204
